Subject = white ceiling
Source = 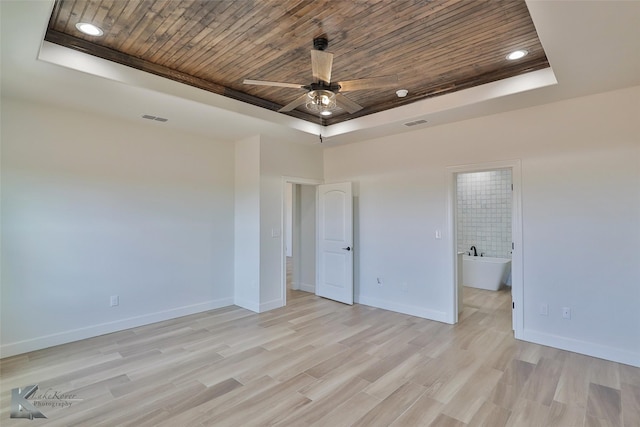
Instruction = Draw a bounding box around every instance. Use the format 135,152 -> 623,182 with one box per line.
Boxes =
2,0 -> 639,146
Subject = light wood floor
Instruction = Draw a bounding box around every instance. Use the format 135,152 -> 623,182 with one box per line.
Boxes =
1,287 -> 639,426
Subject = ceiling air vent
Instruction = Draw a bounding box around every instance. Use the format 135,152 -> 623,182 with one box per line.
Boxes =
403,119 -> 428,127
142,114 -> 168,122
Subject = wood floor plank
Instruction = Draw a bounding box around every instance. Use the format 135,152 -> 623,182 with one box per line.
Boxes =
587,382 -> 623,427
389,392 -> 445,426
196,346 -> 268,387
427,349 -> 484,403
304,345 -> 370,379
584,414 -> 617,427
621,382 -> 640,427
167,378 -> 244,413
310,391 -> 380,427
275,376 -> 370,426
271,343 -> 349,382
441,364 -> 503,423
620,364 -> 640,387
300,364 -> 372,402
545,400 -> 584,427
466,400 -> 511,427
357,342 -> 423,383
554,352 -> 592,408
352,381 -> 427,427
591,358 -> 622,389
491,358 -> 536,410
520,357 -> 564,406
202,372 -> 315,426
505,398 -> 551,427
196,375 -> 280,420
429,413 -> 468,426
364,351 -> 431,400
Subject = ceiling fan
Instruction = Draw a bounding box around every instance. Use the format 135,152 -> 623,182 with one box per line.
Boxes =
243,37 -> 398,116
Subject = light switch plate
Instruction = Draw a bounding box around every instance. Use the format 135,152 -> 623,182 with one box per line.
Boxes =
540,303 -> 548,316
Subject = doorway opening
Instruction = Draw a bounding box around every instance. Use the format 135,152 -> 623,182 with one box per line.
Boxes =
447,160 -> 523,337
281,177 -> 322,306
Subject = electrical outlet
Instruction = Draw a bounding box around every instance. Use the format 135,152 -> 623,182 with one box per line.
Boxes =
110,295 -> 119,307
540,303 -> 549,316
562,307 -> 571,319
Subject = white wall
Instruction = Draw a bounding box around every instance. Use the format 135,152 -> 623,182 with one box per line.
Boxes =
323,86 -> 640,366
259,136 -> 323,310
234,136 -> 261,311
1,98 -> 236,357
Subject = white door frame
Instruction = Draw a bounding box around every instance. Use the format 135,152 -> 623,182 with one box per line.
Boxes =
280,176 -> 323,306
446,160 -> 524,338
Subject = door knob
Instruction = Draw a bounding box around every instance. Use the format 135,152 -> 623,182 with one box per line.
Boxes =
342,246 -> 351,251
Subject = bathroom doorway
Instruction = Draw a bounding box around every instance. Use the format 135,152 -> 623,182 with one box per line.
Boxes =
447,160 -> 523,337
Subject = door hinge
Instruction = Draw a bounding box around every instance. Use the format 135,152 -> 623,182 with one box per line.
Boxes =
512,302 -> 515,309
511,184 -> 513,191
512,242 -> 514,250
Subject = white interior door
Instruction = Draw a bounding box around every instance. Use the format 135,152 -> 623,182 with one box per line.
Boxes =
316,182 -> 353,305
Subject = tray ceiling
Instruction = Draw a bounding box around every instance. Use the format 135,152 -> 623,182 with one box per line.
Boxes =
44,0 -> 549,126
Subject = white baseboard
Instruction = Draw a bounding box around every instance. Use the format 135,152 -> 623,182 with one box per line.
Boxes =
299,283 -> 315,293
259,298 -> 283,312
234,297 -> 260,313
235,297 -> 283,313
355,295 -> 449,323
521,329 -> 640,368
0,298 -> 233,359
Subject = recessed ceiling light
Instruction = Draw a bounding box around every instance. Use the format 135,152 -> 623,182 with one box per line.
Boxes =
396,89 -> 409,98
506,50 -> 528,61
75,22 -> 104,37
320,110 -> 332,116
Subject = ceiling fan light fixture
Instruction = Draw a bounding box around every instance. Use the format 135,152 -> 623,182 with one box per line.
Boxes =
306,89 -> 336,114
75,22 -> 104,36
506,49 -> 528,60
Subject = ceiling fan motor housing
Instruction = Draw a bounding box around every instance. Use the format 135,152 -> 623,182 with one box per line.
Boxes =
306,82 -> 341,93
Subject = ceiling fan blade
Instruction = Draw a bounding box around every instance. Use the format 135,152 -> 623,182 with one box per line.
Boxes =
243,79 -> 304,89
335,93 -> 363,114
311,50 -> 333,83
279,93 -> 310,112
338,75 -> 399,92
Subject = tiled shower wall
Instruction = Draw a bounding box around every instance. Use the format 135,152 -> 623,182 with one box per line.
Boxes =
457,169 -> 512,258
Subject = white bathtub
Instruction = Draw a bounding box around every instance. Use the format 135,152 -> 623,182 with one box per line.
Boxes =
462,256 -> 511,291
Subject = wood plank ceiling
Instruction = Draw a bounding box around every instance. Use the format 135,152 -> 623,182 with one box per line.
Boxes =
45,0 -> 549,126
